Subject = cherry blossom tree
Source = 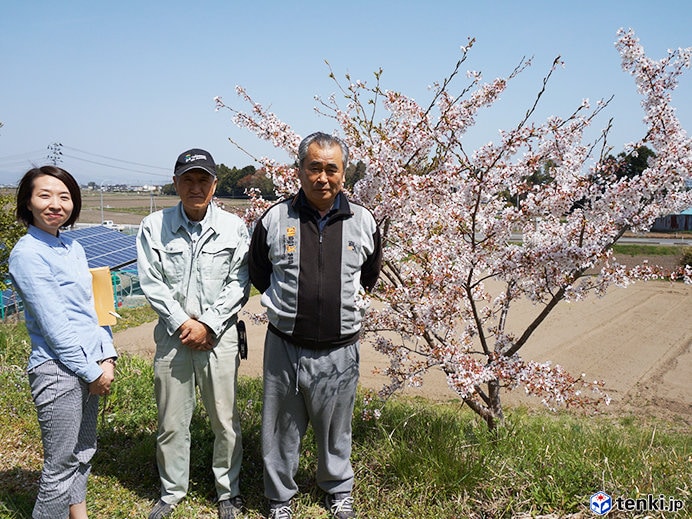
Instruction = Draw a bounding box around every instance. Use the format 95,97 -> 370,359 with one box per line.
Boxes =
215,29 -> 692,430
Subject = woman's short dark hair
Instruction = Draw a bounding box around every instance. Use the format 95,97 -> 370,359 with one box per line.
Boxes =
16,166 -> 82,228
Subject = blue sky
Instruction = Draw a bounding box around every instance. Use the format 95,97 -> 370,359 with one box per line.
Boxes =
1,1 -> 691,186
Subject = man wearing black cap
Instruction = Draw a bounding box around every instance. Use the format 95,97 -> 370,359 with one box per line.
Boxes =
137,148 -> 250,519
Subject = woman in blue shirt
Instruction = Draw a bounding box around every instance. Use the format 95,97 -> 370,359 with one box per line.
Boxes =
9,166 -> 118,519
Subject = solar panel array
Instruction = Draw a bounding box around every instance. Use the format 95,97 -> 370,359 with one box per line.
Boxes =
0,288 -> 23,318
1,226 -> 137,315
62,226 -> 138,269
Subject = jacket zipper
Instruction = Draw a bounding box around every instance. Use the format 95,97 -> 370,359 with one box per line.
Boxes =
317,227 -> 324,343
185,228 -> 211,318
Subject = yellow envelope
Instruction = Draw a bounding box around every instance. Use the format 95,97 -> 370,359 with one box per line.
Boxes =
90,266 -> 117,326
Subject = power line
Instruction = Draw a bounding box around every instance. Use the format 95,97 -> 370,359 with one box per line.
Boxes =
62,153 -> 171,178
0,157 -> 45,168
0,151 -> 48,170
0,144 -> 173,181
61,145 -> 169,171
0,149 -> 46,162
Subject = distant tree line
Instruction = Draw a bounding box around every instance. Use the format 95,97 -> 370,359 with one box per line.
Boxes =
160,160 -> 367,198
499,145 -> 659,209
0,192 -> 26,289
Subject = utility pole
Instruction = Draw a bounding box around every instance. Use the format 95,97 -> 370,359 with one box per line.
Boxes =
100,181 -> 105,224
47,143 -> 63,165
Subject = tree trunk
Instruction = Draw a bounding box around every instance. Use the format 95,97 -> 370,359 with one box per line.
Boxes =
464,379 -> 505,431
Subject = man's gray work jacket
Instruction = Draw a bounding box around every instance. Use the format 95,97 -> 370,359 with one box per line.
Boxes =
136,202 -> 250,339
249,190 -> 382,350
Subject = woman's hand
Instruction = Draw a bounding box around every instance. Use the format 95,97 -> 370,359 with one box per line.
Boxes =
88,360 -> 115,395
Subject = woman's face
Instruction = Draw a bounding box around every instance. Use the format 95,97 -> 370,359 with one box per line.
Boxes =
28,174 -> 73,235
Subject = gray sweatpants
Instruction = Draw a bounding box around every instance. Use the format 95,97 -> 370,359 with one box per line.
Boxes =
262,329 -> 360,502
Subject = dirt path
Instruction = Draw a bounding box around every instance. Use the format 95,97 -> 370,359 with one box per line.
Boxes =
114,282 -> 691,422
76,192 -> 689,420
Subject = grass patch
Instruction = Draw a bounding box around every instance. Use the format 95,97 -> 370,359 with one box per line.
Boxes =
611,243 -> 681,256
104,206 -> 163,216
110,291 -> 258,335
111,305 -> 158,333
1,316 -> 689,518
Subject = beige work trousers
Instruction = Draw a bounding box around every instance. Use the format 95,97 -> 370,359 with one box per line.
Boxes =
153,320 -> 242,504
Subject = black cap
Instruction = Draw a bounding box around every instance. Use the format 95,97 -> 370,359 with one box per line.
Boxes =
174,148 -> 216,177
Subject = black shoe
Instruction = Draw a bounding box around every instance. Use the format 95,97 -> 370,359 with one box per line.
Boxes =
218,495 -> 243,519
325,493 -> 355,518
148,499 -> 176,519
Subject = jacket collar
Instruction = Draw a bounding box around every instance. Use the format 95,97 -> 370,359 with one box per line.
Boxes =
170,201 -> 219,234
291,189 -> 352,218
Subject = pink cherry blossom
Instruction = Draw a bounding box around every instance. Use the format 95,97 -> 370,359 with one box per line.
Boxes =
216,30 -> 691,429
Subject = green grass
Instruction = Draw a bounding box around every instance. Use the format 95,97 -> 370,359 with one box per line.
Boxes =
505,242 -> 683,257
111,304 -> 159,333
1,318 -> 689,518
110,289 -> 258,334
611,243 -> 681,256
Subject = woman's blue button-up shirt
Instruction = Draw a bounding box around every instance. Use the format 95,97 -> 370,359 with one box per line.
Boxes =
9,225 -> 116,382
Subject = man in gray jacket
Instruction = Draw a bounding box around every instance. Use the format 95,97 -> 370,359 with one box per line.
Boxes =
249,132 -> 382,519
137,148 -> 250,519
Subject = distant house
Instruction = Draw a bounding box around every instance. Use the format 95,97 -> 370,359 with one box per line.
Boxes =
651,207 -> 692,231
